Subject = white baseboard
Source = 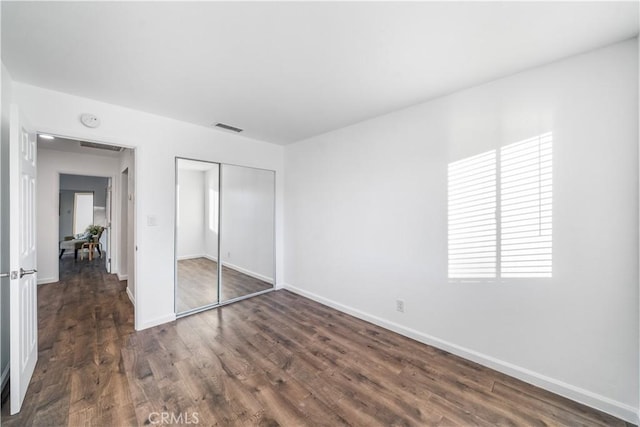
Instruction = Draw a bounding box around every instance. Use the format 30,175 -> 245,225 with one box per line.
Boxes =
37,277 -> 58,285
137,313 -> 176,331
223,261 -> 273,283
126,286 -> 135,305
283,283 -> 638,424
176,254 -> 219,262
117,273 -> 128,281
1,363 -> 9,391
177,253 -> 205,261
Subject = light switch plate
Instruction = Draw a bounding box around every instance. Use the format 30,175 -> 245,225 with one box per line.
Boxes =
147,215 -> 158,227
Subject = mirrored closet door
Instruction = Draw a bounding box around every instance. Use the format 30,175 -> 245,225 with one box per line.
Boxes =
220,164 -> 275,303
175,158 -> 275,316
175,159 -> 220,313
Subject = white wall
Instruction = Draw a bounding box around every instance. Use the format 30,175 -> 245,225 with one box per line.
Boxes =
13,82 -> 284,330
221,165 -> 275,281
0,62 -> 12,388
59,190 -> 75,239
37,149 -> 120,284
284,39 -> 639,421
176,169 -> 205,259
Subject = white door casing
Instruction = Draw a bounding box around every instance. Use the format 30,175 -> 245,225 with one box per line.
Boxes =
9,104 -> 38,414
106,178 -> 112,273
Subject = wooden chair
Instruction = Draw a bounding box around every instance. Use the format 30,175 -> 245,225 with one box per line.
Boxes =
80,227 -> 105,260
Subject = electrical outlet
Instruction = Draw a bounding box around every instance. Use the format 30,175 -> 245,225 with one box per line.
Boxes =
396,299 -> 405,313
227,251 -> 231,258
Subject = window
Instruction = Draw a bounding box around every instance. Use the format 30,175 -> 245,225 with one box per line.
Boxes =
448,151 -> 497,279
448,133 -> 552,280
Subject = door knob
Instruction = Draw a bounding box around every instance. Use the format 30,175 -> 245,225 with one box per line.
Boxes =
20,268 -> 37,278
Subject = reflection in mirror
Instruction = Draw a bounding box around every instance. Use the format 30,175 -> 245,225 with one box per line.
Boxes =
220,164 -> 275,302
175,159 -> 220,314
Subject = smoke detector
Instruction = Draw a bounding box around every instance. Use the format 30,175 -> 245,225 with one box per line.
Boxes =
80,113 -> 101,128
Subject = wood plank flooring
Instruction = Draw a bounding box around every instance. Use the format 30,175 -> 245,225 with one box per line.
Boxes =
1,257 -> 633,426
176,257 -> 273,313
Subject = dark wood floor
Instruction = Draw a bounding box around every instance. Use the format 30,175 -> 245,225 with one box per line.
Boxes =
1,257 -> 632,426
176,257 -> 273,313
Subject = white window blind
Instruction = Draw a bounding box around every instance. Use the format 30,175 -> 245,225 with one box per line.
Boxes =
448,133 -> 552,280
500,133 -> 552,278
448,151 -> 497,279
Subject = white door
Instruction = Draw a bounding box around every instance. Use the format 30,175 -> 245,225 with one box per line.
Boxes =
105,178 -> 112,272
9,104 -> 38,414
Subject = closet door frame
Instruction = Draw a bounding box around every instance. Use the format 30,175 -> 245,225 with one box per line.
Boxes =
174,157 -> 276,318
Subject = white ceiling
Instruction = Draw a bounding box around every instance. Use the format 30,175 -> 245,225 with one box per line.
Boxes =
3,2 -> 638,145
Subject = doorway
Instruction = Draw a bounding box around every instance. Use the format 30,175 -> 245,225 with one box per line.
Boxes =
34,134 -> 136,308
58,174 -> 109,269
1,120 -> 138,415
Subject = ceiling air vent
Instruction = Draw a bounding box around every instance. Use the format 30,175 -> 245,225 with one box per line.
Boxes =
214,122 -> 243,133
79,141 -> 124,152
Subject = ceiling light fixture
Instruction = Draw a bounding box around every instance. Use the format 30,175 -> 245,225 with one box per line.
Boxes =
39,134 -> 55,140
